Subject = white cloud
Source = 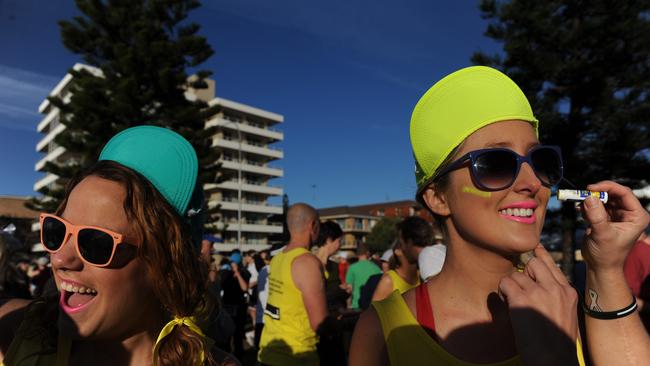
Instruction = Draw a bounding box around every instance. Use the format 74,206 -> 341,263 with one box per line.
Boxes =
344,59 -> 422,91
0,64 -> 60,130
0,102 -> 39,117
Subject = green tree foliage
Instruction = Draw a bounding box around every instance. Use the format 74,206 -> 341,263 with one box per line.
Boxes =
28,0 -> 223,232
473,0 -> 650,278
268,194 -> 290,245
366,217 -> 401,254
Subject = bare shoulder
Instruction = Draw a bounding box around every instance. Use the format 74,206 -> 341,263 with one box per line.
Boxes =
356,306 -> 384,336
291,252 -> 323,289
0,298 -> 31,318
378,272 -> 393,286
349,306 -> 389,366
292,251 -> 321,270
291,252 -> 323,280
0,298 -> 32,359
371,273 -> 395,302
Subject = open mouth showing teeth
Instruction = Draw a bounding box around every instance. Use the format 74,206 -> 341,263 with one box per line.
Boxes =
499,208 -> 534,217
60,281 -> 98,309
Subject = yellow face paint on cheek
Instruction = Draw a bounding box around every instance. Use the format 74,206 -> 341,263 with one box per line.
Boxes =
462,186 -> 492,198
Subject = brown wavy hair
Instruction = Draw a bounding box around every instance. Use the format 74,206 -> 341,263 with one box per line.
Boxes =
56,160 -> 217,366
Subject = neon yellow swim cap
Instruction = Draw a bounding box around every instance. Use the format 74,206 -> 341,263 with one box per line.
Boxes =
410,66 -> 538,192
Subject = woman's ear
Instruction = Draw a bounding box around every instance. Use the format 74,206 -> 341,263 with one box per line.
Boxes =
422,186 -> 451,216
394,247 -> 403,257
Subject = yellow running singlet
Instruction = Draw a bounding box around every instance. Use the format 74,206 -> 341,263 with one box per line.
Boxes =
258,247 -> 319,366
386,269 -> 420,294
373,291 -> 586,366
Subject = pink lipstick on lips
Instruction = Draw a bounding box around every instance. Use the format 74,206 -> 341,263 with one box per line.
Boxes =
58,278 -> 97,314
498,201 -> 538,224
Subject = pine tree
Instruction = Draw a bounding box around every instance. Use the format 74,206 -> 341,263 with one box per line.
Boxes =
473,0 -> 650,279
268,194 -> 290,246
29,0 -> 222,231
366,217 -> 401,254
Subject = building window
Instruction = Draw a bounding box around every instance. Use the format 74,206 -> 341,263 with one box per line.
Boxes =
223,113 -> 242,123
377,209 -> 385,216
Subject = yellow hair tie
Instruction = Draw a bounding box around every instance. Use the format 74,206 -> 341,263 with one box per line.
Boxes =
152,316 -> 213,366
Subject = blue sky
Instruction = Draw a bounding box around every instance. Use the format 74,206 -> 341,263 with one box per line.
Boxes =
0,0 -> 502,208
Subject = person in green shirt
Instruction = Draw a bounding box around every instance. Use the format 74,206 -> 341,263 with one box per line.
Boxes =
345,244 -> 381,309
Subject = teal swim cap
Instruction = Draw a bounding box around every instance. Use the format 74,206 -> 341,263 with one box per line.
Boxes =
99,125 -> 199,216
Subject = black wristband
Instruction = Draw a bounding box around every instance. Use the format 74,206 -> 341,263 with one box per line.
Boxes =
583,297 -> 637,320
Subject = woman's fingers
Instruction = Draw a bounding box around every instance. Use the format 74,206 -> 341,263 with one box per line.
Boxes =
587,181 -> 645,215
503,250 -> 562,299
587,181 -> 649,229
581,181 -> 650,271
510,271 -> 537,289
581,195 -> 610,234
498,276 -> 524,304
524,256 -> 561,292
499,269 -> 544,307
533,245 -> 569,286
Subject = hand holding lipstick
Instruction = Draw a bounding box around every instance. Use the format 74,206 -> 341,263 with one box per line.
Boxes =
580,180 -> 649,272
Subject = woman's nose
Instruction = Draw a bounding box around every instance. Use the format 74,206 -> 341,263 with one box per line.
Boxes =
513,162 -> 542,194
50,234 -> 84,270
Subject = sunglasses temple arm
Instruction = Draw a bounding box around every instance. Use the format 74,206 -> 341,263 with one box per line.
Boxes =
434,153 -> 472,181
559,177 -> 578,189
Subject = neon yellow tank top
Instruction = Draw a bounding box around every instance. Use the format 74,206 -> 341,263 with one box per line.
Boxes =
373,291 -> 586,366
258,247 -> 319,365
386,269 -> 420,294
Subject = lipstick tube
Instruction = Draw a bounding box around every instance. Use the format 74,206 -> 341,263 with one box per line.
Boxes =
557,189 -> 608,204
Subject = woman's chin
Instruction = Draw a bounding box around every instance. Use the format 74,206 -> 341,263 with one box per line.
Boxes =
501,237 -> 539,255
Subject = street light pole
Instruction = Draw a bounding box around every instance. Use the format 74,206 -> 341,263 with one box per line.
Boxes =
221,118 -> 243,250
236,122 -> 242,251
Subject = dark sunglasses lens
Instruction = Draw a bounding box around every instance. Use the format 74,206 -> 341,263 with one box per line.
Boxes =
42,217 -> 67,251
474,150 -> 518,189
531,148 -> 562,185
78,229 -> 115,265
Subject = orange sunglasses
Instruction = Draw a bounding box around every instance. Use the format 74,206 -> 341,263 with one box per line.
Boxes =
40,213 -> 126,267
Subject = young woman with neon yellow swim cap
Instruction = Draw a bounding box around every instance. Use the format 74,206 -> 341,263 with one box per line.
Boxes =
349,66 -> 650,366
0,126 -> 238,366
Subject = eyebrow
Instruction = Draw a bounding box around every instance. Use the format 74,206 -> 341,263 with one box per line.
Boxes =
483,141 -> 540,151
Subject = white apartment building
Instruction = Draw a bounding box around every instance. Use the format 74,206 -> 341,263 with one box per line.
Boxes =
35,63 -> 284,251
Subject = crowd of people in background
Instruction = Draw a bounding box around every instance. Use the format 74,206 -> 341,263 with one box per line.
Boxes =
2,212 -> 650,365
198,209 -> 451,364
0,231 -> 53,300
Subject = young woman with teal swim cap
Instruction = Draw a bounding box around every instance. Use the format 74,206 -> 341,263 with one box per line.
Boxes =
0,126 -> 238,366
349,66 -> 650,366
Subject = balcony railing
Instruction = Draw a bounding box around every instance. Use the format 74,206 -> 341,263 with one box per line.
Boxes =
219,137 -> 283,152
220,197 -> 277,206
221,157 -> 271,168
221,115 -> 282,133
